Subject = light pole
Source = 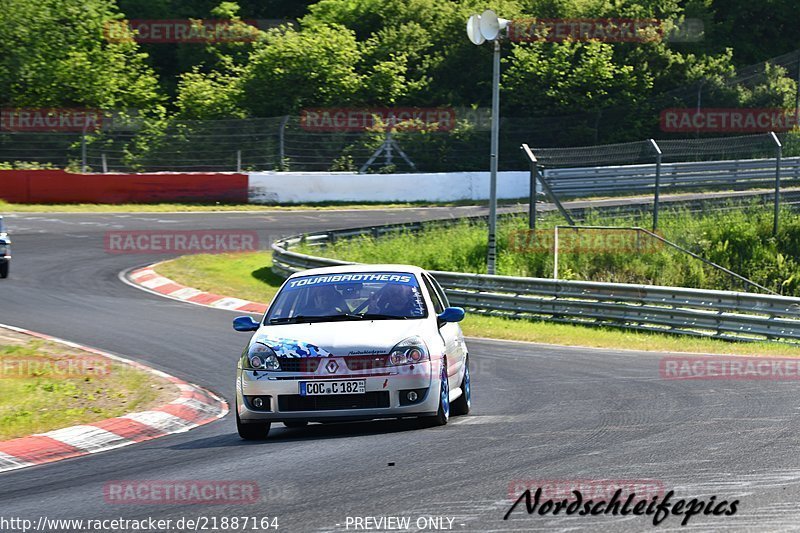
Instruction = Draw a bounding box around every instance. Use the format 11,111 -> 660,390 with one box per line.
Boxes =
467,10 -> 509,275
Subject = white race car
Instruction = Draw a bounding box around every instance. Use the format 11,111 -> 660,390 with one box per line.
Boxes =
233,264 -> 471,439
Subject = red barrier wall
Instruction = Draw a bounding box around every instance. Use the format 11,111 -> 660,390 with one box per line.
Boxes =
0,170 -> 248,204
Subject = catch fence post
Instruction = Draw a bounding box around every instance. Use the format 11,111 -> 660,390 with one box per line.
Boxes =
649,139 -> 663,231
81,122 -> 88,173
279,115 -> 289,170
770,132 -> 782,236
521,144 -> 538,231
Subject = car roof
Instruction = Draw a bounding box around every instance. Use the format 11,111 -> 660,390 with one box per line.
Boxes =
286,264 -> 429,280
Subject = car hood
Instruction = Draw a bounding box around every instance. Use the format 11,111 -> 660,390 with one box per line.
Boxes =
253,319 -> 425,357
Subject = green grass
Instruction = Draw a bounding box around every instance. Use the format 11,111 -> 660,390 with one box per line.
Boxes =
156,252 -> 283,302
153,252 -> 800,357
298,204 -> 800,296
0,198 -> 512,213
0,332 -> 175,440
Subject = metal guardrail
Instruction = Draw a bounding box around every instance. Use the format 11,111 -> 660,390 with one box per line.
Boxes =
543,157 -> 800,197
271,217 -> 800,344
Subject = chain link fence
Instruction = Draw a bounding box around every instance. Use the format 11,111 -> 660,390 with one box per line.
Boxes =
0,114 -> 619,173
522,132 -> 800,238
3,115 -> 799,174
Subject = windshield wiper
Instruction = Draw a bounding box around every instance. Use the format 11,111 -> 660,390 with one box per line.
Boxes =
268,315 -> 326,324
333,313 -> 367,320
269,314 -> 365,324
360,313 -> 411,320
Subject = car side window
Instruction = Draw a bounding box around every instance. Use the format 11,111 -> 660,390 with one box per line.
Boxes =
428,275 -> 450,308
422,275 -> 445,314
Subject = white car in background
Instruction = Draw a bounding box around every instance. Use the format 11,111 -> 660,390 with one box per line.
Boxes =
233,264 -> 471,439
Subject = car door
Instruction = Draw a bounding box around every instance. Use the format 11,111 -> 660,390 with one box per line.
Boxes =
422,273 -> 466,392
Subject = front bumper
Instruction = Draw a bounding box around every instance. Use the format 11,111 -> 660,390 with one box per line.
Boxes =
236,361 -> 439,423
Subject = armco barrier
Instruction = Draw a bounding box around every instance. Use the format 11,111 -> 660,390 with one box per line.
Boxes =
544,157 -> 800,197
271,219 -> 800,344
0,170 -> 248,203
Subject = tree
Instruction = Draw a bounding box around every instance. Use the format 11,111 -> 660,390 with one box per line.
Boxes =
237,24 -> 364,116
503,41 -> 649,115
0,0 -> 162,111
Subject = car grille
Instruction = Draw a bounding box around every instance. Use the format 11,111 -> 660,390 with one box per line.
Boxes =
278,358 -> 321,373
344,355 -> 391,371
278,392 -> 390,411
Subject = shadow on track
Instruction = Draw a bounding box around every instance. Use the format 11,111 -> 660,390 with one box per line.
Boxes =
168,418 -> 434,450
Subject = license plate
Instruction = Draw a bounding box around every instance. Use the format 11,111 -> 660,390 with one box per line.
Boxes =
300,380 -> 366,396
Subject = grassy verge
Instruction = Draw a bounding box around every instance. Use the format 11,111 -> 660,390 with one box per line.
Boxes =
155,252 -> 282,302
0,329 -> 176,441
298,205 -> 800,296
152,252 -> 800,357
0,199 -> 513,213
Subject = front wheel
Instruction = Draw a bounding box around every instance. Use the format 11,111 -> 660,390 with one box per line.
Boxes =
451,356 -> 471,416
236,408 -> 270,440
421,360 -> 449,427
0,262 -> 8,279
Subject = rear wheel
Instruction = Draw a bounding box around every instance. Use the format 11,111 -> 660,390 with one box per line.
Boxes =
0,262 -> 8,279
451,356 -> 471,416
236,407 -> 270,440
283,420 -> 308,428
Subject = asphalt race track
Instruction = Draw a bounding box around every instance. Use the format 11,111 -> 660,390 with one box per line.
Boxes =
3,209 -> 800,532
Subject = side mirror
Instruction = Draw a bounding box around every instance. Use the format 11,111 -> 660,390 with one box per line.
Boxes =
233,316 -> 260,332
437,307 -> 465,323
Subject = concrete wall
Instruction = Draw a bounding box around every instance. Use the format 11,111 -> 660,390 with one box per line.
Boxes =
247,171 -> 535,204
0,169 -> 536,204
0,170 -> 248,203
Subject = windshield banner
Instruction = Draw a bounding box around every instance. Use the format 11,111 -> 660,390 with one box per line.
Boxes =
285,272 -> 416,291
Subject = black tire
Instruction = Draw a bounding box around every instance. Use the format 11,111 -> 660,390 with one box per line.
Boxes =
283,420 -> 308,428
421,360 -> 449,427
0,262 -> 8,279
236,408 -> 270,440
451,356 -> 471,416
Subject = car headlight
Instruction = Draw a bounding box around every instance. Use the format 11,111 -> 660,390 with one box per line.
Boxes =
389,336 -> 430,365
244,343 -> 280,371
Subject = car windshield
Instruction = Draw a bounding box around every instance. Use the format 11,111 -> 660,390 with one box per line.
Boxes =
266,271 -> 427,324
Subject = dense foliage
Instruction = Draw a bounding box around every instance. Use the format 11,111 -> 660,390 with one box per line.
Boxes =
1,0 -> 798,155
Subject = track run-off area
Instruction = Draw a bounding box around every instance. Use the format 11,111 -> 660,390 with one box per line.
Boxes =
3,208 -> 800,532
